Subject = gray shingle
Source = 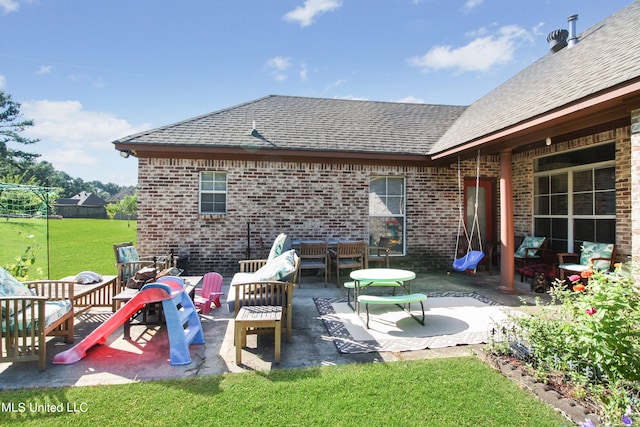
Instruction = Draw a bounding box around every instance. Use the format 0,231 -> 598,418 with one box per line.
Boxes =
430,1 -> 640,155
113,96 -> 466,156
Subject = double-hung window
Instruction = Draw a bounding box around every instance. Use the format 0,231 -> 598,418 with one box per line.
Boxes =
200,171 -> 227,214
533,143 -> 615,252
369,176 -> 405,255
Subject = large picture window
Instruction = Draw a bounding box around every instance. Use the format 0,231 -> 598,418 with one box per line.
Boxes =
200,171 -> 227,214
369,176 -> 405,255
533,143 -> 615,252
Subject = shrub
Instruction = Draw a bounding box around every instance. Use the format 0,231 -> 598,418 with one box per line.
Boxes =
501,264 -> 640,425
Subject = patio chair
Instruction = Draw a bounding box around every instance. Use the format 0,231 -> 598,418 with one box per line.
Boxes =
557,241 -> 616,280
366,237 -> 390,268
113,242 -> 173,289
514,236 -> 548,269
329,241 -> 366,287
193,272 -> 224,315
298,241 -> 329,287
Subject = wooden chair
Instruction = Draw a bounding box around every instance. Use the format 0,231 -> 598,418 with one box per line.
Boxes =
514,236 -> 548,270
1,277 -> 75,371
113,242 -> 173,290
298,241 -> 329,287
329,241 -> 366,287
233,280 -> 295,365
557,241 -> 616,280
366,237 -> 390,268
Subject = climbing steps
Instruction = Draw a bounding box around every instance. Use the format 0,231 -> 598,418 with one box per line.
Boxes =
146,278 -> 205,366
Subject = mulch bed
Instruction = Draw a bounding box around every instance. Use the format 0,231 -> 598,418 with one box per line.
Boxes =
479,350 -> 601,426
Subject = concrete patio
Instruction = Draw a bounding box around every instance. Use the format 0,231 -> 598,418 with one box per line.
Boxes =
0,270 -> 547,390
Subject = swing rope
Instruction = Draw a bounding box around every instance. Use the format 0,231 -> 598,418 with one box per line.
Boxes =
452,150 -> 485,271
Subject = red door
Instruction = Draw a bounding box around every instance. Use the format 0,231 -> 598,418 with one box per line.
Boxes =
464,178 -> 495,248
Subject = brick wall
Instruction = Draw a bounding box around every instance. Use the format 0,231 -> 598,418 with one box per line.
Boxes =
135,124 -> 632,275
136,158 -> 502,275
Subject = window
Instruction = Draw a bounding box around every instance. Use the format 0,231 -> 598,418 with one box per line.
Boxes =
533,143 -> 615,252
369,176 -> 405,255
200,171 -> 227,214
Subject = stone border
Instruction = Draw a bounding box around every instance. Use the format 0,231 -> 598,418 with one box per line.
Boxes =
477,350 -> 601,426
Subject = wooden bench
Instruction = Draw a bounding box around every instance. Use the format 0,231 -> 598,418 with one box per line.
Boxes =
357,293 -> 427,329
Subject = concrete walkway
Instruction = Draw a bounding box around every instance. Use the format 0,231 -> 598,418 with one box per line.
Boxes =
0,270 -> 546,390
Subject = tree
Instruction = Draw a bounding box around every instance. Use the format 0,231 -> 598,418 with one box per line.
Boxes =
105,202 -> 119,220
120,194 -> 137,226
0,89 -> 40,176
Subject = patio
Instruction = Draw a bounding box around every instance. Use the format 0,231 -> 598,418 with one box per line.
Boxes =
0,270 -> 545,390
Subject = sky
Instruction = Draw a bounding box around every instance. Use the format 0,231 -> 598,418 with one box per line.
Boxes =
0,0 -> 633,187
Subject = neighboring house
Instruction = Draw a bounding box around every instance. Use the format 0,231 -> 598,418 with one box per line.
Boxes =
55,191 -> 107,219
114,2 -> 640,289
106,187 -> 137,220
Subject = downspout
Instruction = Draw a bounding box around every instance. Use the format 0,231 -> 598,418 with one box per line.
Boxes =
498,149 -> 517,294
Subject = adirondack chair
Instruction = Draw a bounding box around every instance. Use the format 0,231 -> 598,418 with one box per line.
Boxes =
193,272 -> 224,315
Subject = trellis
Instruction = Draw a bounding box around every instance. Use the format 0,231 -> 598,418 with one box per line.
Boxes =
0,183 -> 59,279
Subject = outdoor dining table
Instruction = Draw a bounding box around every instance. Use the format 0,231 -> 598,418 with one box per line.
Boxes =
349,268 -> 416,312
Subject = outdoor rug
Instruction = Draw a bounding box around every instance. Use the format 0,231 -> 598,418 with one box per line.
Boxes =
314,291 -> 515,354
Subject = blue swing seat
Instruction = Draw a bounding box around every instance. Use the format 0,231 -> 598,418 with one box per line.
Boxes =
452,250 -> 485,272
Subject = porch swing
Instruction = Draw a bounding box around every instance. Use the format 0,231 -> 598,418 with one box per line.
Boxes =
452,151 -> 485,273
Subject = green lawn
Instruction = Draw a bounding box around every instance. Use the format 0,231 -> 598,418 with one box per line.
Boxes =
0,358 -> 569,426
0,218 -> 137,279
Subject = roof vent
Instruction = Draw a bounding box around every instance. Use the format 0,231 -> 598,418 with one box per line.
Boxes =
547,29 -> 569,53
567,14 -> 578,47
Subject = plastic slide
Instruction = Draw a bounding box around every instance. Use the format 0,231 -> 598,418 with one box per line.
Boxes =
52,281 -> 184,365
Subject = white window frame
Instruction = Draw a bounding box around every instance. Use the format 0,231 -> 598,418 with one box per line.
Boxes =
368,176 -> 406,256
199,171 -> 227,214
533,154 -> 615,253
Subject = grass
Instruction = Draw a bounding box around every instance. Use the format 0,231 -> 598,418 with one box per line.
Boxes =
0,218 -> 137,279
0,219 -> 570,426
0,358 -> 569,426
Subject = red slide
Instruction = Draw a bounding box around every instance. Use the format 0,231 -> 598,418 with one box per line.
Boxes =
53,283 -> 182,365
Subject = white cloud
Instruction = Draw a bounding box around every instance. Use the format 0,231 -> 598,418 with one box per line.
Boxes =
393,96 -> 425,104
36,65 -> 53,75
299,63 -> 308,81
0,0 -> 19,14
20,100 -> 149,185
407,24 -> 531,73
0,74 -> 5,89
266,56 -> 292,81
464,0 -> 483,12
283,0 -> 342,27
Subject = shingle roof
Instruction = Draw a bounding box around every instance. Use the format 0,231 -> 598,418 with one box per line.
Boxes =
430,0 -> 640,155
113,95 -> 466,156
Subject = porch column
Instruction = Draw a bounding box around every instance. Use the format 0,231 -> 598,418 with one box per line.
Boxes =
631,108 -> 640,271
498,149 -> 516,293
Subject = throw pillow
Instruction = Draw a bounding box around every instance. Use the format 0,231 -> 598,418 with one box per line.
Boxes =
0,267 -> 34,316
117,246 -> 140,263
268,233 -> 292,261
256,249 -> 297,281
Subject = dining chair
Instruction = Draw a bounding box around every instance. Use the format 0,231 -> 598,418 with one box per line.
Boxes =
366,237 -> 390,268
298,241 -> 329,287
329,241 -> 366,287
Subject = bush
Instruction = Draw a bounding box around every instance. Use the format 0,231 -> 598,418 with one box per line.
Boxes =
502,264 -> 640,425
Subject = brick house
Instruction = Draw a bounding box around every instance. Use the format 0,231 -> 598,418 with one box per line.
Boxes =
113,2 -> 640,290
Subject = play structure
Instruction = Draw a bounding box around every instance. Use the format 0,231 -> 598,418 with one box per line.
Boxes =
53,277 -> 204,366
452,151 -> 485,272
